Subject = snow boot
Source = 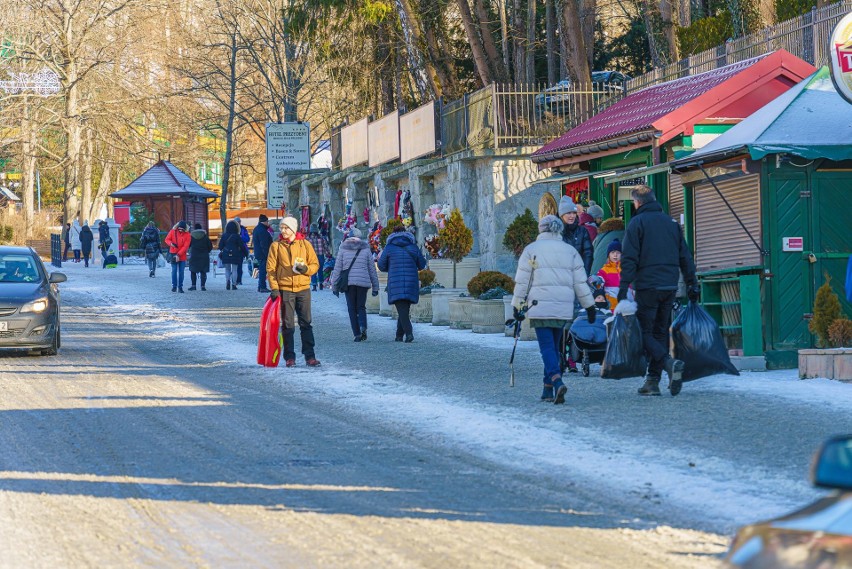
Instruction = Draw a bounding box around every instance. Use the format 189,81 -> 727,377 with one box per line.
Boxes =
404,334 -> 414,343
552,377 -> 567,405
306,358 -> 321,367
188,286 -> 196,291
178,287 -> 184,293
226,282 -> 231,290
172,287 -> 177,292
360,330 -> 367,341
540,384 -> 555,402
312,285 -> 317,291
638,376 -> 661,396
664,357 -> 685,396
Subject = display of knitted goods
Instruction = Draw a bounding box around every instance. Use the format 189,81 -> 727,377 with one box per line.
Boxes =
423,203 -> 450,229
368,224 -> 383,256
394,190 -> 402,218
424,234 -> 444,259
300,206 -> 310,231
363,207 -> 370,223
317,213 -> 331,240
401,190 -> 415,228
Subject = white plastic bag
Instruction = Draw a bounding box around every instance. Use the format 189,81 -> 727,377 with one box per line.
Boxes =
157,254 -> 166,268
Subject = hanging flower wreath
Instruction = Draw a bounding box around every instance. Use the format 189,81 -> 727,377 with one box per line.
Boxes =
423,203 -> 450,230
424,234 -> 444,259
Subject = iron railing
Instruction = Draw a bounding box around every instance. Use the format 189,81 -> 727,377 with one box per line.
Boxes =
627,0 -> 852,92
50,234 -> 61,268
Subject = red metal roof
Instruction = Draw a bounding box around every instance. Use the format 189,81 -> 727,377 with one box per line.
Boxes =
531,52 -> 799,165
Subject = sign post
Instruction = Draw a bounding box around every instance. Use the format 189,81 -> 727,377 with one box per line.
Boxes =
830,12 -> 852,104
265,122 -> 311,211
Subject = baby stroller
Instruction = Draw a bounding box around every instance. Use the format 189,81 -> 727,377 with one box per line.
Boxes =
565,308 -> 609,376
322,255 -> 335,288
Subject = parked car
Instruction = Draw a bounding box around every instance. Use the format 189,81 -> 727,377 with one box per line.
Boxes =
535,71 -> 631,110
726,435 -> 852,568
0,246 -> 65,355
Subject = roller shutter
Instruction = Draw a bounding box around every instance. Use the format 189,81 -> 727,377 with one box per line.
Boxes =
693,174 -> 761,273
669,173 -> 684,224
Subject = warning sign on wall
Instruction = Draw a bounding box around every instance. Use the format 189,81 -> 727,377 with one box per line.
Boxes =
782,237 -> 804,252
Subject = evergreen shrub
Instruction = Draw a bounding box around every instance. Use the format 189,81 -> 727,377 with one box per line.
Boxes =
467,271 -> 514,298
809,276 -> 843,347
502,209 -> 538,258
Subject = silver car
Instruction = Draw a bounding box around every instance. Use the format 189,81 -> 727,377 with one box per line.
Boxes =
0,246 -> 66,355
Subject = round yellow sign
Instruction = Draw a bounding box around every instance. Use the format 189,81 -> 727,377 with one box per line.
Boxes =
830,12 -> 852,104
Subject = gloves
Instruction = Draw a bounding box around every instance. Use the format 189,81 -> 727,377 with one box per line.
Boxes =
269,290 -> 279,299
293,263 -> 308,275
616,287 -> 628,302
587,308 -> 596,324
512,307 -> 525,322
333,290 -> 340,298
371,290 -> 379,297
688,285 -> 701,303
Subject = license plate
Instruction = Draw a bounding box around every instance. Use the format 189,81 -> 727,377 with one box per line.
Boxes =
0,322 -> 6,331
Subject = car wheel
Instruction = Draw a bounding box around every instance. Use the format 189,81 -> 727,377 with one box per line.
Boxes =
42,326 -> 59,356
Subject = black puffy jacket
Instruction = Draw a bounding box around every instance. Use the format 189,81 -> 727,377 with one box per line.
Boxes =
561,221 -> 593,275
619,201 -> 697,292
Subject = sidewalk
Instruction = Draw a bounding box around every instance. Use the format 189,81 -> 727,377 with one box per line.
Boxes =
56,261 -> 843,535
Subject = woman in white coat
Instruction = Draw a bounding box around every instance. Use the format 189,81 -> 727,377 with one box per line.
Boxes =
69,220 -> 82,263
512,215 -> 596,404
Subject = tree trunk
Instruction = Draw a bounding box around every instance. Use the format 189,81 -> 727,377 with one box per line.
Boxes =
499,0 -> 510,75
581,0 -> 596,72
659,0 -> 680,63
397,0 -> 446,99
457,0 -> 494,85
92,158 -> 112,221
376,22 -> 395,113
679,0 -> 691,26
546,0 -> 558,84
642,0 -> 665,67
424,23 -> 459,98
472,0 -> 507,81
21,102 -> 35,239
510,0 -> 525,84
81,129 -> 93,224
219,32 -> 239,231
560,0 -> 592,83
526,0 -> 537,83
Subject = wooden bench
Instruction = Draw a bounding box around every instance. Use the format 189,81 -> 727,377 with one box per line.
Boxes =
25,239 -> 53,260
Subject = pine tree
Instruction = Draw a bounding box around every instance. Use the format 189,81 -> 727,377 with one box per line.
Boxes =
502,209 -> 538,258
809,276 -> 843,348
438,208 -> 473,287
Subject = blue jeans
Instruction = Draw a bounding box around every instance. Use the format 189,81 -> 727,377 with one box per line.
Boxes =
171,260 -> 185,289
256,258 -> 268,290
535,326 -> 564,384
311,272 -> 322,288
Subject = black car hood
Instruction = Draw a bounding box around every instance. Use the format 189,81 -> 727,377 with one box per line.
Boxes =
0,282 -> 46,304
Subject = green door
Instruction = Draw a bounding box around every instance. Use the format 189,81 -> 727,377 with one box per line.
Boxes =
767,172 -> 813,350
812,172 -> 852,316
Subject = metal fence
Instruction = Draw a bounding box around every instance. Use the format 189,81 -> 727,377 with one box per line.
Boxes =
627,0 -> 852,92
440,81 -> 627,154
50,234 -> 61,268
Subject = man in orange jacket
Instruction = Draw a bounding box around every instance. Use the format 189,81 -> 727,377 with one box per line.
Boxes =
267,216 -> 321,368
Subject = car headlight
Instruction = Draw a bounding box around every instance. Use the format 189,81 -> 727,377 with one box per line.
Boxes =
21,297 -> 49,313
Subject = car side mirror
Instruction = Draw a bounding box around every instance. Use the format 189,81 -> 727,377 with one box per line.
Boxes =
48,272 -> 67,284
811,435 -> 852,490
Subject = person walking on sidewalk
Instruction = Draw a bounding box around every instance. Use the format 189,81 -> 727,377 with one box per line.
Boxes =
234,217 -> 250,285
617,185 -> 699,397
69,220 -> 82,263
140,221 -> 162,277
97,220 -> 112,260
252,215 -> 273,293
377,225 -> 427,343
307,223 -> 329,291
79,222 -> 94,268
267,216 -> 322,368
512,215 -> 596,405
188,223 -> 213,291
165,221 -> 191,292
331,227 -> 379,342
218,221 -> 249,290
62,223 -> 71,261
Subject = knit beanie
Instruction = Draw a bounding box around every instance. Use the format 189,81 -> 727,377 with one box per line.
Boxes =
587,204 -> 604,219
177,220 -> 187,230
558,195 -> 577,216
538,214 -> 563,234
349,227 -> 362,239
607,239 -> 622,255
309,223 -> 318,234
282,217 -> 299,234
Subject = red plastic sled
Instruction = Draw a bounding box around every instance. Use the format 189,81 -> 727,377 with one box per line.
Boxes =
257,297 -> 283,367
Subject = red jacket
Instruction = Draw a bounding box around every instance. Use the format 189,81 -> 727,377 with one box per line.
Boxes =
579,213 -> 598,242
165,228 -> 192,262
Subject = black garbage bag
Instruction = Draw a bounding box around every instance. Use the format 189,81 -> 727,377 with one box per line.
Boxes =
671,301 -> 740,381
601,313 -> 647,379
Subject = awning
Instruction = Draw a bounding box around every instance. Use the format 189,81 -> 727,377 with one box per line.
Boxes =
598,163 -> 671,184
530,171 -> 589,186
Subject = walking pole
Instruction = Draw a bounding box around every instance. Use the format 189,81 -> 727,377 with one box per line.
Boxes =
508,256 -> 537,387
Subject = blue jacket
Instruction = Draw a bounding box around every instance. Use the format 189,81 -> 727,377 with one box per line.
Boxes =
377,231 -> 427,304
252,223 -> 273,260
219,221 -> 249,264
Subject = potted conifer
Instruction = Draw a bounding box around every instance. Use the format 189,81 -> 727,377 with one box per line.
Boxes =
799,276 -> 852,380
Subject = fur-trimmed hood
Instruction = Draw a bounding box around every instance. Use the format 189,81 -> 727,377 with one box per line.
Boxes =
340,237 -> 369,252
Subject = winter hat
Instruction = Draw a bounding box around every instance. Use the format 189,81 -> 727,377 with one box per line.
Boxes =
349,227 -> 362,239
234,217 -> 241,225
194,223 -> 202,230
607,239 -> 622,255
282,216 -> 298,234
258,214 -> 268,223
587,204 -> 604,220
558,195 -> 577,216
309,223 -> 319,234
177,220 -> 188,230
538,214 -> 563,234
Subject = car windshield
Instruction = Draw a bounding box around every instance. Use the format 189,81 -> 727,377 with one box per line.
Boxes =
0,254 -> 41,283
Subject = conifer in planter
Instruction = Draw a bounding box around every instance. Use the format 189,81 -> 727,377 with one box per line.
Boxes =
502,209 -> 538,258
437,208 -> 473,288
809,276 -> 843,347
467,271 -> 514,298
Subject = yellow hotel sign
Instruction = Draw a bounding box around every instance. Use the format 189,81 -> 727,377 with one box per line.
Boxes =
830,12 -> 852,104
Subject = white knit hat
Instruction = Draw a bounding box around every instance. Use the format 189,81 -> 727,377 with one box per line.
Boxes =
282,216 -> 298,234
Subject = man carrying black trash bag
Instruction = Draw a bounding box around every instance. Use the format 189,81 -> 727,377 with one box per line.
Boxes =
617,185 -> 699,397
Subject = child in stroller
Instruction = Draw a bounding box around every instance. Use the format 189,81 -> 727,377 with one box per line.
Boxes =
563,276 -> 612,376
321,254 -> 335,289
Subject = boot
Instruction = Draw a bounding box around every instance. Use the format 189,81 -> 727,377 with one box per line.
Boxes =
360,330 -> 367,341
226,282 -> 231,290
311,285 -> 317,291
188,286 -> 196,291
540,384 -> 555,402
638,376 -> 661,396
663,357 -> 685,396
552,377 -> 567,405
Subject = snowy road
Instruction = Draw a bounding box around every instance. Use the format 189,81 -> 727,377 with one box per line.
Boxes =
0,261 -> 847,567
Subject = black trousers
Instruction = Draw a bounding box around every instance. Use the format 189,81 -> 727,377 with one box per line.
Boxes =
394,300 -> 413,339
190,271 -> 207,287
281,289 -> 315,361
635,289 -> 676,377
345,286 -> 369,336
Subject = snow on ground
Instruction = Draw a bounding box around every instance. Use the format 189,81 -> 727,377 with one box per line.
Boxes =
54,261 -> 844,532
